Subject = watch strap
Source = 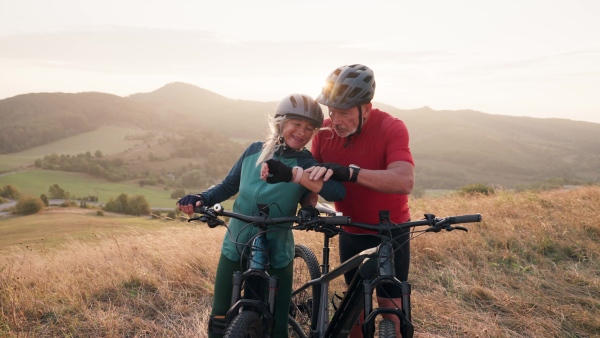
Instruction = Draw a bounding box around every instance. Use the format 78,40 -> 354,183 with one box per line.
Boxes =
349,166 -> 360,183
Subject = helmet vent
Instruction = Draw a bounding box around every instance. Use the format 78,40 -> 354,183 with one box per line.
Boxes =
289,95 -> 298,108
337,84 -> 349,97
348,87 -> 362,99
302,95 -> 309,112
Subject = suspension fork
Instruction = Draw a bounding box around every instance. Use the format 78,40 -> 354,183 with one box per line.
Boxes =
316,233 -> 334,333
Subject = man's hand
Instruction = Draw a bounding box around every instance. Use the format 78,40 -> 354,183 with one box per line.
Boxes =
177,194 -> 203,215
261,159 -> 294,183
307,162 -> 351,181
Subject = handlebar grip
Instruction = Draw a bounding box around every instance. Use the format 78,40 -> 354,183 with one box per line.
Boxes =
322,216 -> 351,225
448,214 -> 482,224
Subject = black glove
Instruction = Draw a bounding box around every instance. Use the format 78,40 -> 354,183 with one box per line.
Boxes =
265,159 -> 294,183
321,162 -> 351,182
177,194 -> 204,207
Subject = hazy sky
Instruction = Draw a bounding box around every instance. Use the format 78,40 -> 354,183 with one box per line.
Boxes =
1,0 -> 599,123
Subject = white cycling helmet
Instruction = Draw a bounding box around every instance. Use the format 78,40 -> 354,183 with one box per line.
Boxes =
275,93 -> 324,128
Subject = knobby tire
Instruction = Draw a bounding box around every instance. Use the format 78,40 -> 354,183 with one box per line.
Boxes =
224,311 -> 263,338
378,319 -> 396,338
289,244 -> 321,337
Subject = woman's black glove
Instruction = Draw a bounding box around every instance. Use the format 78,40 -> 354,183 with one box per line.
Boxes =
320,162 -> 351,181
177,194 -> 204,207
265,159 -> 293,183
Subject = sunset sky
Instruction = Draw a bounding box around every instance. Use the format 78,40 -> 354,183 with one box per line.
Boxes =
1,0 -> 599,123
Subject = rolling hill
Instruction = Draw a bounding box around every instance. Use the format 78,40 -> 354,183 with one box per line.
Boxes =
1,83 -> 599,189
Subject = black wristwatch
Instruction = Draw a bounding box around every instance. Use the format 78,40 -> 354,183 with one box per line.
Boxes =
349,164 -> 360,183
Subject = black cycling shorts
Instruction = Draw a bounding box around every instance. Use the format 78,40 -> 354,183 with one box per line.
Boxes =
338,227 -> 410,298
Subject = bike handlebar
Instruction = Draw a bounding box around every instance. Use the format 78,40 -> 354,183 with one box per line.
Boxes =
191,204 -> 482,233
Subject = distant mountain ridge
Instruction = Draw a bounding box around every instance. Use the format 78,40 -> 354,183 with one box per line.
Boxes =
1,82 -> 599,188
128,82 -> 275,139
0,91 -> 159,153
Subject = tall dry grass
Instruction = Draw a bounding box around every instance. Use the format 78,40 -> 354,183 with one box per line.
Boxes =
0,224 -> 226,337
1,187 -> 599,337
408,186 -> 600,337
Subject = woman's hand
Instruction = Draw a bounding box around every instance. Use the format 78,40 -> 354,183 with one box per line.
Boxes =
176,194 -> 204,215
261,159 -> 294,183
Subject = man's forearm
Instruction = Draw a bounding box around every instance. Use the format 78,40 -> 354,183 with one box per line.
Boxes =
355,165 -> 413,194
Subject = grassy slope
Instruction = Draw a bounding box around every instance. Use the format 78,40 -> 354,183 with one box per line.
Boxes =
0,208 -> 171,250
0,187 -> 599,337
0,125 -> 144,172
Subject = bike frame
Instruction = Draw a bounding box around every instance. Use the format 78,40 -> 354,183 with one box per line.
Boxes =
292,231 -> 413,338
223,228 -> 279,335
201,203 -> 284,338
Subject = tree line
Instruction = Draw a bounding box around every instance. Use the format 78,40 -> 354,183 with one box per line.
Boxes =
1,184 -> 149,217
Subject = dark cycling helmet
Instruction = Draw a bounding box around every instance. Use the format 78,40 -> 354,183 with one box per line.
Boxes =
275,93 -> 324,127
316,64 -> 376,109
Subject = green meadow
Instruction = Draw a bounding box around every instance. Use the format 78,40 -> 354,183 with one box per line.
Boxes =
0,169 -> 179,208
0,169 -> 236,211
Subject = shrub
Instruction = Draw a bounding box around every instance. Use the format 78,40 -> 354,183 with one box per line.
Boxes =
40,194 -> 49,206
96,210 -> 104,216
128,195 -> 150,216
103,193 -> 150,216
460,183 -> 495,195
60,200 -> 78,207
0,184 -> 20,199
15,196 -> 44,215
48,184 -> 70,199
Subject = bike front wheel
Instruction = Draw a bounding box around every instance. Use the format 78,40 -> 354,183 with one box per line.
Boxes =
224,311 -> 263,338
379,319 -> 396,338
289,244 -> 321,336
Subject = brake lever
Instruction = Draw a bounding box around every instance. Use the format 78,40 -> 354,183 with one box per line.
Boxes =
187,214 -> 224,228
205,218 -> 225,228
425,226 -> 442,233
296,219 -> 320,231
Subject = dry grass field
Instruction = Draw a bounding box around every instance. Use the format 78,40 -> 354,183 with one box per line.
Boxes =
1,187 -> 599,337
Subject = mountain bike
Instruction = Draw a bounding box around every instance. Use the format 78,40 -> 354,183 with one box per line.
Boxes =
189,203 -> 321,338
288,203 -> 482,338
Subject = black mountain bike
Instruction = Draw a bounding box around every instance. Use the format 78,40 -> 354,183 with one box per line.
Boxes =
189,203 -> 321,338
287,203 -> 482,338
192,203 -> 481,337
